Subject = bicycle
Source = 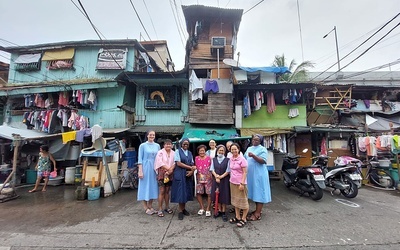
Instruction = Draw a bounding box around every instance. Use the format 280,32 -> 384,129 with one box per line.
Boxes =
119,164 -> 139,189
360,158 -> 395,189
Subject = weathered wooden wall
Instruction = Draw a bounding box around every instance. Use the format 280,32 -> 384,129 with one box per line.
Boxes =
188,93 -> 233,124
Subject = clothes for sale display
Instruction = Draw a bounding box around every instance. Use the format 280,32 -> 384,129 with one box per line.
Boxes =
88,91 -> 97,110
204,79 -> 219,93
58,91 -> 69,107
34,94 -> 46,108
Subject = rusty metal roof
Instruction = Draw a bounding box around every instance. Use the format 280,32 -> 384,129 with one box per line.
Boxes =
182,5 -> 243,22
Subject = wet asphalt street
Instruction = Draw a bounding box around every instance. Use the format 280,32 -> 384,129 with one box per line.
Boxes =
0,180 -> 400,249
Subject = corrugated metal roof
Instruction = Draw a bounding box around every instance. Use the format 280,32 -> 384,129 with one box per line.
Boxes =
129,125 -> 184,134
1,39 -> 146,53
182,5 -> 243,22
0,124 -> 61,140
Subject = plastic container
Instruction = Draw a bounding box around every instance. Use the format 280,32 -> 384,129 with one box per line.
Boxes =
75,165 -> 83,174
389,169 -> 399,185
65,167 -> 76,184
378,159 -> 391,168
25,170 -> 37,184
75,174 -> 82,184
87,187 -> 101,201
104,177 -> 120,197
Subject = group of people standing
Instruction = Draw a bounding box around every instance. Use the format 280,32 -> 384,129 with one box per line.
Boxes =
136,130 -> 272,228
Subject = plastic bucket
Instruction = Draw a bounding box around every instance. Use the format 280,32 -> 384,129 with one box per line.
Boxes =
87,187 -> 101,201
75,186 -> 87,200
65,167 -> 76,184
25,170 -> 37,184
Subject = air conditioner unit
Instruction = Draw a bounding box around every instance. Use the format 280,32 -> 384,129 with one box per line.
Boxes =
211,37 -> 226,48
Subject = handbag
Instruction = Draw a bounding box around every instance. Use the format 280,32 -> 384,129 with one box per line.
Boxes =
50,170 -> 57,178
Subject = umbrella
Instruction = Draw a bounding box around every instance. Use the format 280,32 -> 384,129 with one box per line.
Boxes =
214,186 -> 219,217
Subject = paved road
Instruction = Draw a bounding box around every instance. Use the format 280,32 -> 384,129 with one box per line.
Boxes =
0,180 -> 399,249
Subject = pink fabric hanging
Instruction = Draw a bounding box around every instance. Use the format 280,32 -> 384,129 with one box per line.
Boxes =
266,92 -> 276,113
321,137 -> 327,155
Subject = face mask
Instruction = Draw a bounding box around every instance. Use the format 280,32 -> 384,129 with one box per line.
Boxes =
217,153 -> 224,158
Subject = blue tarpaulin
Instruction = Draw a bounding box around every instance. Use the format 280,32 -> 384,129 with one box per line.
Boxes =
237,66 -> 290,74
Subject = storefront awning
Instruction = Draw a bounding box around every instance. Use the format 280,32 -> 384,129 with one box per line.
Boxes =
294,126 -> 361,133
102,127 -> 130,134
240,128 -> 293,137
0,124 -> 61,140
42,48 -> 75,61
182,124 -> 250,143
129,125 -> 184,134
14,53 -> 41,64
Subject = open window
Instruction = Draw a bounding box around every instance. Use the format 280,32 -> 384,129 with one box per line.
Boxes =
14,53 -> 41,72
145,86 -> 181,110
42,48 -> 75,70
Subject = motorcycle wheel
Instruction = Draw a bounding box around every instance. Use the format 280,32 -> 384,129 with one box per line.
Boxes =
282,172 -> 291,188
340,175 -> 358,198
309,179 -> 323,200
369,168 -> 395,189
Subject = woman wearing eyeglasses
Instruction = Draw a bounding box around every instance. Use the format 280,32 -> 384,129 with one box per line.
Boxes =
171,138 -> 196,220
244,134 -> 271,221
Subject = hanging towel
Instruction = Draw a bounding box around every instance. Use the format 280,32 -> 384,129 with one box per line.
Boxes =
189,70 -> 203,100
266,92 -> 276,113
62,131 -> 77,144
288,108 -> 299,118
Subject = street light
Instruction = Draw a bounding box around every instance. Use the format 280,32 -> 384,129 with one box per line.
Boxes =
323,26 -> 340,72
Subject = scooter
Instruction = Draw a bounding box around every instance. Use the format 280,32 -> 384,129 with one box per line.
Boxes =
313,155 -> 362,198
281,152 -> 326,201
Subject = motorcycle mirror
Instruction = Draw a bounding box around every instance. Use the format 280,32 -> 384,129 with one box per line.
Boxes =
302,148 -> 309,153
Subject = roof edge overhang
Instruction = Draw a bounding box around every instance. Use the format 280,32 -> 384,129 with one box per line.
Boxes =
0,80 -> 118,97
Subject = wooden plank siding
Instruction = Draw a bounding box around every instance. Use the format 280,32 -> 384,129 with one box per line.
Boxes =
189,43 -> 233,69
188,93 -> 233,124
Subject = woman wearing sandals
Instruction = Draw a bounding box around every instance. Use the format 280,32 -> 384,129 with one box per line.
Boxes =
154,139 -> 175,217
29,145 -> 56,193
137,130 -> 160,215
228,143 -> 249,228
210,144 -> 231,222
244,134 -> 271,221
195,144 -> 212,217
171,138 -> 195,220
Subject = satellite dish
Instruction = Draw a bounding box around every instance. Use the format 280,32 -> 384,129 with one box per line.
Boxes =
223,58 -> 240,67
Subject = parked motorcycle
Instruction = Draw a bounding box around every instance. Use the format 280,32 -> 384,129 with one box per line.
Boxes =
281,152 -> 326,201
313,155 -> 362,198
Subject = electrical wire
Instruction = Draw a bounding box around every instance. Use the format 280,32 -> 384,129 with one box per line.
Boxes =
169,0 -> 186,48
312,14 -> 400,69
320,21 -> 400,82
311,12 -> 400,82
142,0 -> 158,39
129,0 -> 152,41
243,0 -> 265,15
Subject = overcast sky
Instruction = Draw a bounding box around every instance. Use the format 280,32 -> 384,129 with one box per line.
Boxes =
0,0 -> 399,73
